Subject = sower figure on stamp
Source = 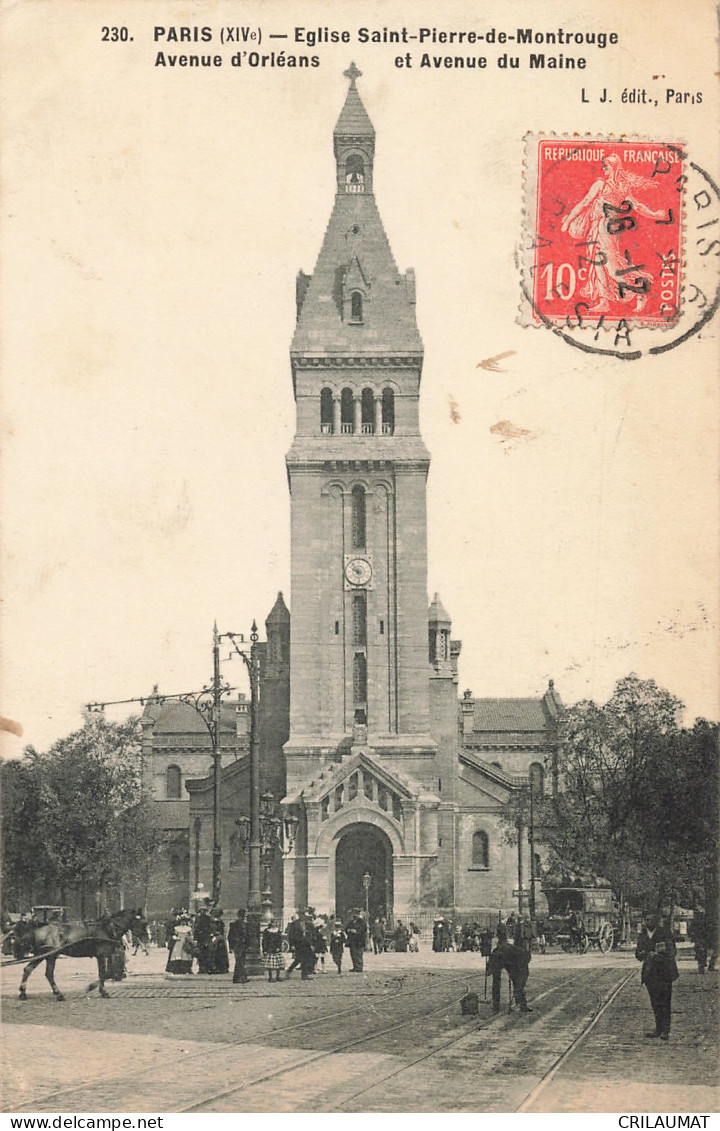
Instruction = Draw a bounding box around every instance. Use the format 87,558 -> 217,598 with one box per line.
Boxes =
635,910 -> 678,1040
228,908 -> 249,984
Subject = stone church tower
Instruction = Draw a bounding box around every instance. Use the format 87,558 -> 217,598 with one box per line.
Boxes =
139,68 -> 560,923
282,65 -> 457,919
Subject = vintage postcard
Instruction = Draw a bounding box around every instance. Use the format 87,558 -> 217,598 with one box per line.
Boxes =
1,0 -> 718,1118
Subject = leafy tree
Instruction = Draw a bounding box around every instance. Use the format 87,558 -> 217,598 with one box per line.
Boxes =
500,674 -> 719,912
1,714 -> 162,913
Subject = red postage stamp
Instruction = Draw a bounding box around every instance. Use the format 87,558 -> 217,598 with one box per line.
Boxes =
521,137 -> 685,330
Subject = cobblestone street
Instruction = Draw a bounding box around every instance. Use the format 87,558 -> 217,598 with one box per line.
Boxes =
2,945 -> 717,1113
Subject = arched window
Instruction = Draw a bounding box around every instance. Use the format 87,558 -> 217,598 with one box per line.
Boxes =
345,154 -> 365,192
320,387 -> 333,433
361,387 -> 374,432
353,652 -> 367,703
529,762 -> 545,799
229,832 -> 241,867
350,292 -> 363,322
472,830 -> 489,869
340,387 -> 354,433
352,592 -> 367,645
348,773 -> 358,801
166,764 -> 182,799
381,387 -> 395,435
351,484 -> 366,548
169,851 -> 188,882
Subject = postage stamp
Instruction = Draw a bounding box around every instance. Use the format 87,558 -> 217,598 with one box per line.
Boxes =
521,137 -> 685,331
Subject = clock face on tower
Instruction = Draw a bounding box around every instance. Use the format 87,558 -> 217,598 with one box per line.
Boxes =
344,556 -> 372,587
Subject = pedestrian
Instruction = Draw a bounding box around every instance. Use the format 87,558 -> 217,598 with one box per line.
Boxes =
164,909 -> 179,972
487,927 -> 509,1014
409,922 -> 420,952
194,903 -> 213,974
635,910 -> 678,1041
432,916 -> 444,953
329,920 -> 346,974
345,909 -> 367,972
480,926 -> 493,958
285,912 -> 304,977
371,917 -> 385,955
262,918 -> 285,982
394,919 -> 409,952
312,915 -> 328,973
510,919 -> 534,1013
209,908 -> 229,974
131,910 -> 149,956
296,918 -> 317,980
167,912 -> 194,974
228,908 -> 250,983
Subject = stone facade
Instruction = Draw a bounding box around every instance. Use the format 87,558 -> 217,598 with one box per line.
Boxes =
139,72 -> 560,923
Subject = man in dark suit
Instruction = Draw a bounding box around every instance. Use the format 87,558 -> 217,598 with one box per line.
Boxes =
345,910 -> 367,972
635,911 -> 678,1040
228,909 -> 249,984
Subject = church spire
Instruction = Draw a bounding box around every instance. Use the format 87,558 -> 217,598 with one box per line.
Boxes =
334,62 -> 375,195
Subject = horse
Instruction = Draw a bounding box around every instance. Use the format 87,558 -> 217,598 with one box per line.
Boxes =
17,908 -> 136,1001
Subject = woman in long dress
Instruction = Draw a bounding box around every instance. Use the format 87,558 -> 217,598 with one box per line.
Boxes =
167,918 -> 194,975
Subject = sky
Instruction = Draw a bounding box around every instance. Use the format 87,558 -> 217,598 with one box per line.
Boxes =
2,0 -> 718,756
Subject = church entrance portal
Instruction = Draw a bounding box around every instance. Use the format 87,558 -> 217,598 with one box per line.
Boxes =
334,824 -> 393,923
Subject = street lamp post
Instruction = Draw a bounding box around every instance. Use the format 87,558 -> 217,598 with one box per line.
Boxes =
87,620 -> 256,911
362,871 -> 371,947
235,789 -> 299,974
528,779 -> 537,921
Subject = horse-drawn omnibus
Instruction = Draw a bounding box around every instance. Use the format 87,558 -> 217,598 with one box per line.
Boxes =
541,878 -> 626,953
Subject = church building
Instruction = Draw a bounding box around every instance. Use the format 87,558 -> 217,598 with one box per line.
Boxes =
140,67 -> 560,924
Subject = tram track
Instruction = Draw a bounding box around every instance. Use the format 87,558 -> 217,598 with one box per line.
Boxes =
334,967 -> 637,1113
9,971 -> 478,1113
180,967 -> 632,1113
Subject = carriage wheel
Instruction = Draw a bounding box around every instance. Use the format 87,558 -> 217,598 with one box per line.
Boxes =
597,921 -> 613,953
579,932 -> 590,954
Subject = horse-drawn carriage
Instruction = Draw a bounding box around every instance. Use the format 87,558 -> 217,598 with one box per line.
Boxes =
541,879 -> 622,953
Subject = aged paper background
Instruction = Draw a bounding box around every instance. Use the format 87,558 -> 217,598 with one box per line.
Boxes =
1,0 -> 718,1113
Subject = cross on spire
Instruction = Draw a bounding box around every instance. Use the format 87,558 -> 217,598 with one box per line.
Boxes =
343,61 -> 362,85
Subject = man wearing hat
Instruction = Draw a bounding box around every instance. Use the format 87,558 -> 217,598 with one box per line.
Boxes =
345,909 -> 368,972
228,908 -> 249,984
329,920 -> 347,974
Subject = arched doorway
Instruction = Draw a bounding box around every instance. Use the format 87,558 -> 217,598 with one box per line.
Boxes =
334,824 -> 393,923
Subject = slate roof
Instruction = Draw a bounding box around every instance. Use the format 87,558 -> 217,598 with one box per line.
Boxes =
266,591 -> 290,626
334,77 -> 375,138
472,698 -> 550,733
141,698 -> 240,736
291,79 -> 422,358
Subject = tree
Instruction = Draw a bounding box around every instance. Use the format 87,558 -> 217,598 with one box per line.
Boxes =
500,674 -> 719,912
1,714 -> 162,914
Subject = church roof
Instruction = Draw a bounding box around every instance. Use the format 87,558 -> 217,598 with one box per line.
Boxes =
428,592 -> 451,626
140,697 -> 239,736
265,591 -> 290,626
472,698 -> 550,733
291,198 -> 423,356
334,72 -> 374,138
291,73 -> 422,358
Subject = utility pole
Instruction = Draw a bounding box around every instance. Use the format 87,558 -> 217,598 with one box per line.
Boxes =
528,781 -> 536,921
212,624 -> 223,906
